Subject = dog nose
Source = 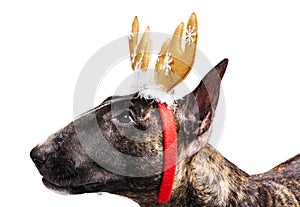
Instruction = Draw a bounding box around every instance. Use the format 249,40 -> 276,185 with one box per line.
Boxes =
30,146 -> 47,168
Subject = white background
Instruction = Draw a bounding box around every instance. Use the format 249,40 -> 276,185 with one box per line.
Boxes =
1,0 -> 300,206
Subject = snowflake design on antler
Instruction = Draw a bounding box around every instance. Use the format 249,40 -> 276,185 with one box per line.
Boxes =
185,25 -> 196,45
163,52 -> 173,76
130,49 -> 137,64
156,52 -> 162,63
128,31 -> 135,40
134,50 -> 144,70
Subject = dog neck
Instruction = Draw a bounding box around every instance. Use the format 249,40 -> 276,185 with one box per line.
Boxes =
125,144 -> 269,207
171,144 -> 259,206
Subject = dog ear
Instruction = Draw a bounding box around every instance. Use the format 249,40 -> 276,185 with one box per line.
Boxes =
177,59 -> 228,151
193,58 -> 228,127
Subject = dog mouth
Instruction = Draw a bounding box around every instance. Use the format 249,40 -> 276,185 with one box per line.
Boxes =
42,178 -> 106,195
42,178 -> 72,194
42,177 -> 120,195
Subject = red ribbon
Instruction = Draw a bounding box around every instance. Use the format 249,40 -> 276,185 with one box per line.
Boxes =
157,102 -> 177,203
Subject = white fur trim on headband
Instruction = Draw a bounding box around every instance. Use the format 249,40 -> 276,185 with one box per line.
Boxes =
138,85 -> 175,108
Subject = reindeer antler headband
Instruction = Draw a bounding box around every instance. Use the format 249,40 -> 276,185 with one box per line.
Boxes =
128,13 -> 198,203
129,13 -> 198,101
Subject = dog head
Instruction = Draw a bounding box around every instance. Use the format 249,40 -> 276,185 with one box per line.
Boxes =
30,59 -> 227,202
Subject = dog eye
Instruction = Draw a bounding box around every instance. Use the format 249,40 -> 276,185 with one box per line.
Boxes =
116,110 -> 136,124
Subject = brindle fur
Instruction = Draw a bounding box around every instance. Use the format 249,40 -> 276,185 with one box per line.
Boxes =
31,59 -> 300,206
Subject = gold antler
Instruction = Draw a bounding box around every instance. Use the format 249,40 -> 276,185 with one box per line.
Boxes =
129,16 -> 152,71
155,13 -> 198,92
